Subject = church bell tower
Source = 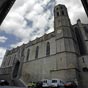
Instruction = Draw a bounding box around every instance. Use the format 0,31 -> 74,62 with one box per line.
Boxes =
53,4 -> 80,84
54,4 -> 71,34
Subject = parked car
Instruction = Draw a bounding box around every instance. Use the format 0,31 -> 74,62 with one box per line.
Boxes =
42,79 -> 51,87
64,81 -> 77,88
36,81 -> 43,88
0,80 -> 9,86
51,79 -> 64,87
27,82 -> 36,88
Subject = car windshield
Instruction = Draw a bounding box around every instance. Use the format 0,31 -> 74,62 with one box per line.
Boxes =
60,81 -> 64,84
52,80 -> 57,83
43,80 -> 47,83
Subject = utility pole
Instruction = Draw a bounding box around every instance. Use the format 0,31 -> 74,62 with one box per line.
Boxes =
0,0 -> 16,25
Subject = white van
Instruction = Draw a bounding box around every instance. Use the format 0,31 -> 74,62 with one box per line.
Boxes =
42,79 -> 51,87
51,79 -> 64,87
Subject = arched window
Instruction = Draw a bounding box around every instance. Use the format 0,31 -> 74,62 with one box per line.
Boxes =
60,6 -> 63,9
13,55 -> 16,65
26,49 -> 30,61
2,61 -> 5,67
82,57 -> 85,63
57,12 -> 59,16
35,46 -> 39,59
84,26 -> 88,38
46,42 -> 50,56
62,11 -> 64,15
56,8 -> 58,10
83,67 -> 88,72
8,58 -> 10,66
21,48 -> 24,57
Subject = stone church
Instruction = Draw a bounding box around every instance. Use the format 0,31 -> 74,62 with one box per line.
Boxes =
0,4 -> 88,88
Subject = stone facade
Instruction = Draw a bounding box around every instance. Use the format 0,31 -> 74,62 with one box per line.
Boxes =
0,4 -> 88,88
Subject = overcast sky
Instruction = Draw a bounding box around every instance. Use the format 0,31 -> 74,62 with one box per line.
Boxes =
0,0 -> 88,65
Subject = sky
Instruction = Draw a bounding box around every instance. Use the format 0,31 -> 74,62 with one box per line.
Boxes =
0,0 -> 88,65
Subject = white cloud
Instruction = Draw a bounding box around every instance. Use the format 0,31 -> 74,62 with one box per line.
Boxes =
1,12 -> 30,40
0,36 -> 7,43
0,0 -> 88,49
10,41 -> 25,48
33,3 -> 44,14
14,0 -> 36,16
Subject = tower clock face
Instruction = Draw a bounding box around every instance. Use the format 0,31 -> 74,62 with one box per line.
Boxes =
57,29 -> 62,34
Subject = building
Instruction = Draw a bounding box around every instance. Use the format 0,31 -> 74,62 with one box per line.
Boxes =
81,0 -> 88,17
0,4 -> 88,88
0,0 -> 16,25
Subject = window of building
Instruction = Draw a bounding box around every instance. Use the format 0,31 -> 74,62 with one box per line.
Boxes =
26,49 -> 30,61
74,27 -> 86,55
3,61 -> 6,67
84,26 -> 88,32
82,57 -> 85,63
8,58 -> 10,66
35,46 -> 39,59
56,8 -> 58,10
21,48 -> 24,57
83,67 -> 88,72
46,42 -> 50,56
62,11 -> 64,15
84,26 -> 88,38
60,6 -> 63,9
13,55 -> 16,65
57,12 -> 59,16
